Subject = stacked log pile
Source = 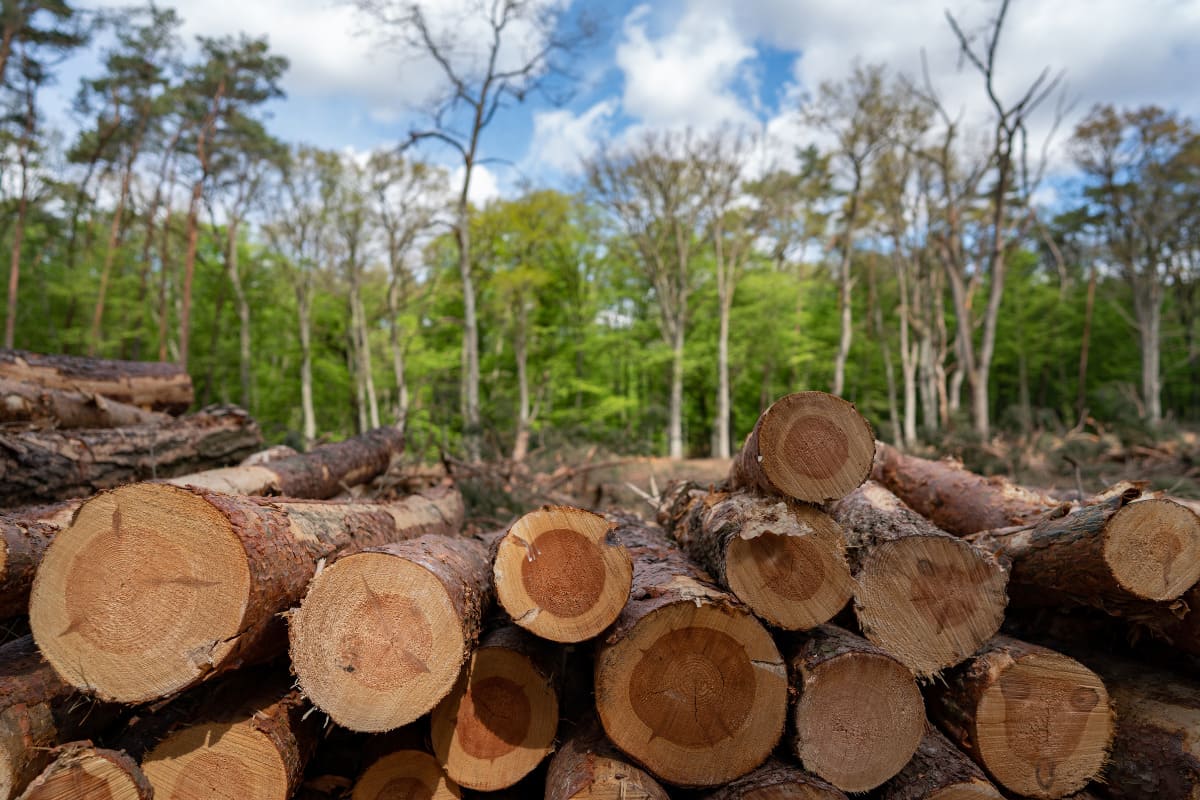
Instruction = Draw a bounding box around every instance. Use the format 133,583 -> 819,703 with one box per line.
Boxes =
0,354 -> 1196,798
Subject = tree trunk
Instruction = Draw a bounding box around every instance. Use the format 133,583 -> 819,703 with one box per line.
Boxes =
0,349 -> 193,413
512,300 -> 531,463
16,743 -> 152,800
456,203 -> 480,462
4,194 -> 27,352
877,725 -> 1003,800
832,170 -> 862,398
179,180 -> 203,371
696,758 -> 847,800
545,714 -> 669,800
870,260 -> 901,444
668,321 -> 685,459
296,276 -> 316,447
358,292 -> 380,431
224,218 -> 252,410
156,205 -> 174,362
1136,283 -> 1163,427
386,276 -> 408,433
0,377 -> 169,430
1076,265 -> 1097,423
88,144 -> 141,357
713,228 -> 734,459
352,750 -> 459,800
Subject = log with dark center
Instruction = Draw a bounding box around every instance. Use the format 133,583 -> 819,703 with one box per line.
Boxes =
593,515 -> 787,788
829,482 -> 1008,677
927,636 -> 1114,799
0,377 -> 169,431
730,392 -> 875,503
545,715 -> 669,800
430,624 -> 560,792
16,743 -> 152,800
351,750 -> 460,800
290,534 -> 491,732
695,758 -> 848,800
877,725 -> 1003,800
30,483 -> 464,703
492,506 -> 631,643
0,350 -> 193,414
658,482 -> 855,630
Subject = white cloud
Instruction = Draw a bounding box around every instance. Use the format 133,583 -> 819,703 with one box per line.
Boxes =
525,99 -> 617,175
452,163 -> 501,207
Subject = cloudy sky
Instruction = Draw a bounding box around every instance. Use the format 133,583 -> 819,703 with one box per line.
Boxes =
58,0 -> 1200,205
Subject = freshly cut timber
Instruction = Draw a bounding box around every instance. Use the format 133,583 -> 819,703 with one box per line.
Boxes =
545,715 -> 669,800
659,483 -> 855,630
787,625 -> 924,792
593,515 -> 787,788
141,688 -> 317,800
352,750 -> 460,800
877,725 -> 1002,800
167,426 -> 404,498
696,758 -> 848,800
0,405 -> 262,505
927,636 -> 1114,799
829,482 -> 1007,677
872,442 -> 1065,535
430,624 -> 560,792
0,377 -> 168,430
0,516 -> 56,618
290,534 -> 491,732
493,506 -> 631,642
730,392 -> 875,503
17,743 -> 152,800
0,350 -> 193,414
30,483 -> 464,702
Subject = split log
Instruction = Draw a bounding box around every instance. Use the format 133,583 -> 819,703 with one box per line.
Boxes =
141,688 -> 318,800
0,405 -> 263,505
0,377 -> 168,430
30,483 -> 464,703
16,742 -> 152,800
787,625 -> 924,792
290,534 -> 491,732
492,506 -> 631,643
545,715 -> 669,800
877,725 -> 1003,800
730,392 -> 875,503
593,515 -> 787,787
927,636 -> 1114,799
352,750 -> 460,800
872,442 -> 1064,535
695,758 -> 847,800
430,624 -> 560,792
829,482 -> 1008,677
659,483 -> 855,630
0,350 -> 193,413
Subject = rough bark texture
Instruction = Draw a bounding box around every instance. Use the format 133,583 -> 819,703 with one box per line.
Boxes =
16,742 -> 152,800
696,757 -> 847,800
545,715 -> 669,800
0,378 -> 168,430
877,725 -> 1002,800
0,516 -> 55,618
0,405 -> 263,506
0,350 -> 193,414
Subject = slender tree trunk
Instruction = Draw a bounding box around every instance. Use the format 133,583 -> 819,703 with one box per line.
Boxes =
669,321 -> 685,459
895,256 -> 918,447
356,292 -> 379,430
1136,282 -> 1163,427
179,179 -> 203,370
512,300 -> 531,463
869,261 -> 900,445
5,194 -> 27,350
224,219 -> 252,410
157,206 -> 174,362
832,170 -> 862,398
387,277 -> 409,433
456,195 -> 480,461
296,276 -> 316,448
89,135 -> 145,356
715,296 -> 732,457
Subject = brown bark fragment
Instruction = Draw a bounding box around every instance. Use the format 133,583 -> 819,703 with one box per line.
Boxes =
696,757 -> 847,800
0,517 -> 54,618
877,725 -> 1002,800
545,715 -> 669,800
0,350 -> 193,413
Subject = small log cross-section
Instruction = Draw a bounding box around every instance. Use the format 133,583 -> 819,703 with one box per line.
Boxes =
787,625 -> 925,792
0,350 -> 193,414
877,725 -> 1003,800
290,534 -> 491,732
430,624 -> 560,792
829,482 -> 1008,677
730,391 -> 875,503
545,715 -> 670,800
493,506 -> 632,643
30,483 -> 464,703
0,377 -> 169,430
696,757 -> 848,800
16,743 -> 152,800
927,636 -> 1114,799
593,515 -> 787,788
659,483 -> 855,630
351,750 -> 460,800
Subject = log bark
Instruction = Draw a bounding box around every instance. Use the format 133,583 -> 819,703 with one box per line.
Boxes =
658,482 -> 855,630
593,514 -> 787,788
872,441 -> 1064,535
787,625 -> 925,792
16,742 -> 152,800
730,391 -> 875,503
0,377 -> 169,431
30,483 -> 464,703
927,636 -> 1114,799
545,715 -> 669,800
493,506 -> 631,643
430,624 -> 560,792
0,405 -> 263,505
0,350 -> 193,414
829,482 -> 1008,677
290,534 -> 492,732
696,757 -> 847,800
352,749 -> 460,800
0,516 -> 55,618
877,725 -> 1003,800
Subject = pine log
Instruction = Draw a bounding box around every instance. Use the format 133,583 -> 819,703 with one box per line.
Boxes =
352,750 -> 460,800
872,442 -> 1065,535
829,482 -> 1008,677
240,445 -> 299,466
30,483 -> 464,703
430,624 -> 560,792
787,625 -> 924,792
593,515 -> 787,788
492,506 -> 631,643
0,350 -> 193,413
659,482 -> 855,630
16,742 -> 152,800
927,636 -> 1114,799
290,534 -> 492,732
0,405 -> 263,505
730,392 -> 875,503
695,757 -> 848,800
545,715 -> 669,800
877,725 -> 1003,800
0,377 -> 169,431
0,517 -> 55,618
141,687 -> 318,800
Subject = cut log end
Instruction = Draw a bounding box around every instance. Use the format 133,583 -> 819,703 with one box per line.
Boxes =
495,507 -> 632,643
29,483 -> 251,702
18,745 -> 152,800
142,722 -> 291,800
351,750 -> 460,800
1105,499 -> 1200,600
